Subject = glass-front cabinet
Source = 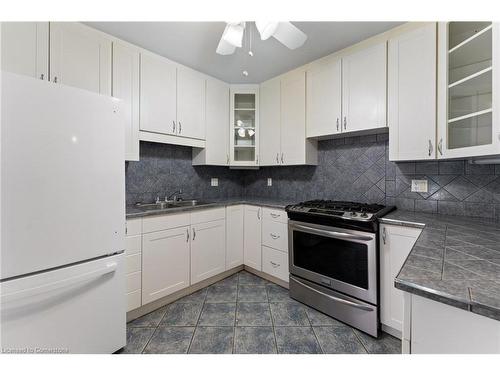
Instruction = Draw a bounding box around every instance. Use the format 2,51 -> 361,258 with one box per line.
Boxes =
438,22 -> 499,158
230,85 -> 259,166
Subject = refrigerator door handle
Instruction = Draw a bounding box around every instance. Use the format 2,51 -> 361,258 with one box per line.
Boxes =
0,262 -> 117,304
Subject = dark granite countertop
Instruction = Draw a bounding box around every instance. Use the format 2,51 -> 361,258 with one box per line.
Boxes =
126,198 -> 293,219
380,210 -> 500,321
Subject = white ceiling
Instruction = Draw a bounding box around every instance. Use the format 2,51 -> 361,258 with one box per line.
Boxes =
86,22 -> 403,83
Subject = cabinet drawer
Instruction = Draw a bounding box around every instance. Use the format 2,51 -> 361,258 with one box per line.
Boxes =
126,271 -> 141,293
126,253 -> 141,274
125,235 -> 141,256
126,218 -> 142,236
262,219 -> 288,252
262,246 -> 289,282
127,290 -> 141,312
190,207 -> 225,224
262,207 -> 287,224
142,212 -> 190,233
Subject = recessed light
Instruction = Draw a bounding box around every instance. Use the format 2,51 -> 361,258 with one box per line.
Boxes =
242,70 -> 249,76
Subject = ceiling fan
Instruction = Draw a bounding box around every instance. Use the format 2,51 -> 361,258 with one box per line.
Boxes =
216,22 -> 307,55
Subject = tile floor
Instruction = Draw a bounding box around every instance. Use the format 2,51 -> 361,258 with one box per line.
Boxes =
118,271 -> 401,354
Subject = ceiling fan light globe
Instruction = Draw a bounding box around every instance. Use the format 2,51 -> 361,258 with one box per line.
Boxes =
255,21 -> 279,40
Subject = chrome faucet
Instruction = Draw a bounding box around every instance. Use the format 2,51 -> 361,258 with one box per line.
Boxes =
165,189 -> 183,202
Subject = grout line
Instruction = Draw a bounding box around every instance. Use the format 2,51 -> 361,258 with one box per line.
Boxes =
352,328 -> 369,354
267,287 -> 280,354
187,285 -> 207,354
140,308 -> 168,354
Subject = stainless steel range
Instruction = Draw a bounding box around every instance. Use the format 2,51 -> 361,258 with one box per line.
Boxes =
285,200 -> 395,337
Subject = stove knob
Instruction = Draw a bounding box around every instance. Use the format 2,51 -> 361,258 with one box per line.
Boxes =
360,212 -> 368,218
350,212 -> 357,217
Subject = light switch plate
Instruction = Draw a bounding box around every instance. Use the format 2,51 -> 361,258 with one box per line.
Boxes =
411,179 -> 428,193
211,178 -> 218,187
267,178 -> 272,187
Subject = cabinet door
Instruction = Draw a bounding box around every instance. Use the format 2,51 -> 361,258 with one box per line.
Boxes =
140,53 -> 177,135
177,67 -> 206,139
380,224 -> 422,334
1,22 -> 49,80
226,205 -> 244,269
342,42 -> 387,133
142,226 -> 190,304
243,205 -> 262,271
112,42 -> 140,161
259,78 -> 281,166
306,59 -> 342,137
201,78 -> 229,165
49,22 -> 111,95
389,24 -> 437,161
191,219 -> 226,284
281,71 -> 307,165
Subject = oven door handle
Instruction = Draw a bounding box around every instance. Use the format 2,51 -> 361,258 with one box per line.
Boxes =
290,224 -> 374,242
290,276 -> 374,312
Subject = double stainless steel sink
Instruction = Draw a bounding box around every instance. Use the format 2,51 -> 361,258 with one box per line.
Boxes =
135,199 -> 213,211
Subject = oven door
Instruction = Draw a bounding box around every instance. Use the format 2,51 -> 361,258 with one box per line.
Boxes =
288,220 -> 377,304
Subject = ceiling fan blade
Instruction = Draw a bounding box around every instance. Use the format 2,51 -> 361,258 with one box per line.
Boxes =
216,37 -> 236,55
222,22 -> 245,48
272,22 -> 307,50
255,21 -> 279,40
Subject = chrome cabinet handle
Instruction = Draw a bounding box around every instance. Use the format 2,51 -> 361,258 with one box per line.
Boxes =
227,154 -> 229,164
172,121 -> 176,133
40,73 -> 45,80
290,276 -> 374,312
179,122 -> 182,134
438,138 -> 443,156
270,233 -> 280,239
281,153 -> 284,164
336,118 -> 339,131
270,213 -> 280,218
382,226 -> 387,245
256,155 -> 259,164
343,116 -> 347,130
257,208 -> 261,220
270,261 -> 280,268
428,139 -> 433,156
186,228 -> 190,242
192,228 -> 196,240
53,76 -> 58,83
276,153 -> 279,164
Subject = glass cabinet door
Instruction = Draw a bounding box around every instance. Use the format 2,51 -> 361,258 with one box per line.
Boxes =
445,22 -> 494,153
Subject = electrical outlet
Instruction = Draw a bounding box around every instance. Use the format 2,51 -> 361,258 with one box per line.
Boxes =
267,178 -> 272,187
211,178 -> 218,187
411,179 -> 428,193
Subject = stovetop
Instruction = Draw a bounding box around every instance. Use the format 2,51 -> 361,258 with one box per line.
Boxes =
285,200 -> 395,232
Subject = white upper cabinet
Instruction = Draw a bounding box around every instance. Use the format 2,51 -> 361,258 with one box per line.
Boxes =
306,58 -> 342,137
1,22 -> 49,80
177,67 -> 206,140
281,70 -> 317,165
342,42 -> 387,133
139,52 -> 177,135
112,42 -> 140,161
259,78 -> 281,166
49,23 -> 111,95
193,78 -> 229,165
389,23 -> 437,161
438,22 -> 500,159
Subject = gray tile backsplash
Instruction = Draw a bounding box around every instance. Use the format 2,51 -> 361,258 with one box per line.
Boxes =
126,136 -> 500,219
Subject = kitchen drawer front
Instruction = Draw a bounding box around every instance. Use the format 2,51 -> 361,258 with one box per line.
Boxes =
262,246 -> 289,282
262,219 -> 288,252
262,207 -> 287,224
126,218 -> 142,236
126,253 -> 141,274
126,271 -> 142,292
142,212 -> 190,233
127,290 -> 141,312
125,235 -> 141,256
190,207 -> 225,224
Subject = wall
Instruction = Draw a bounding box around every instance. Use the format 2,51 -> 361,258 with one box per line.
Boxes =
126,137 -> 500,220
244,134 -> 500,220
126,142 -> 245,205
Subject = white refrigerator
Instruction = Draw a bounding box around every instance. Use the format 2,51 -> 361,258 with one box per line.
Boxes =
0,72 -> 126,353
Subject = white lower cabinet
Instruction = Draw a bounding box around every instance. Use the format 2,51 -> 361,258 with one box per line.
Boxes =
379,224 -> 422,335
191,219 -> 226,284
226,205 -> 244,269
142,226 -> 190,305
243,205 -> 262,271
262,246 -> 289,282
